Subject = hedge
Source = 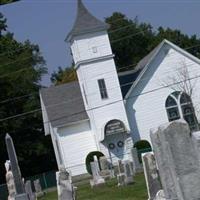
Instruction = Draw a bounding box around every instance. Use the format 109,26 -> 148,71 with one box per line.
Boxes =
85,151 -> 104,175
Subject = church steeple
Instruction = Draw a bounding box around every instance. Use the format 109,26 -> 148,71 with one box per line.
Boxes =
66,0 -> 109,41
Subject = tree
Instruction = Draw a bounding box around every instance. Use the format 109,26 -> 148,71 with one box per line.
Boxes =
51,66 -> 77,85
0,13 -> 7,35
0,13 -> 56,184
105,12 -> 155,71
155,27 -> 200,59
0,0 -> 19,6
52,12 -> 200,85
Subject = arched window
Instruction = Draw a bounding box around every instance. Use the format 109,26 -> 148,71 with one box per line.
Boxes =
165,94 -> 180,122
180,93 -> 197,131
165,91 -> 198,131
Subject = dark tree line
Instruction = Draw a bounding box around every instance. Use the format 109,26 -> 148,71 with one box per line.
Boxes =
0,13 -> 57,184
52,12 -> 200,84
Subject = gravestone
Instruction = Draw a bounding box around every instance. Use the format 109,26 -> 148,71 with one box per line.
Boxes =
90,162 -> 105,188
117,160 -> 125,186
5,134 -> 29,200
25,181 -> 36,200
56,166 -> 76,200
150,120 -> 200,200
123,160 -> 134,185
99,156 -> 114,179
117,160 -> 124,174
192,131 -> 200,164
142,152 -> 162,200
93,155 -> 100,172
117,173 -> 126,187
131,147 -> 143,173
5,160 -> 16,200
154,190 -> 166,200
150,127 -> 177,200
33,179 -> 44,198
99,156 -> 109,171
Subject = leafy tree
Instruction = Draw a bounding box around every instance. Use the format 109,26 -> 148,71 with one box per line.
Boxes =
155,27 -> 200,58
0,13 -> 56,184
51,66 -> 77,85
52,12 -> 200,85
106,12 -> 200,71
106,12 -> 155,71
0,0 -> 19,5
0,13 -> 7,36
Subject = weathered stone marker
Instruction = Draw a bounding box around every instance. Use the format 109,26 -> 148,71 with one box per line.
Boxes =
90,161 -> 105,188
99,156 -> 113,179
5,134 -> 29,200
192,131 -> 200,165
117,160 -> 124,174
5,160 -> 16,200
33,179 -> 44,198
117,160 -> 125,186
93,155 -> 100,172
99,156 -> 109,171
123,160 -> 134,185
150,127 -> 177,200
56,166 -> 76,200
25,180 -> 36,200
150,120 -> 200,200
142,152 -> 162,200
131,147 -> 143,173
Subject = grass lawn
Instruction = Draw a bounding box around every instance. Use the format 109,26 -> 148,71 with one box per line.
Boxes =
39,173 -> 148,200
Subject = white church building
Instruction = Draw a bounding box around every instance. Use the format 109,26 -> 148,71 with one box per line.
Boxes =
40,0 -> 200,175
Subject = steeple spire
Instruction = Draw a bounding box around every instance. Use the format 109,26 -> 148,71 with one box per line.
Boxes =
66,0 -> 109,41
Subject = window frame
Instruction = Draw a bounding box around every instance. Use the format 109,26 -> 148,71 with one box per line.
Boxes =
98,79 -> 108,100
165,91 -> 198,131
165,95 -> 180,121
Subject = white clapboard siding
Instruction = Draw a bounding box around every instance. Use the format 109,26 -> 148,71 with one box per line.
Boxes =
57,121 -> 97,176
126,43 -> 200,143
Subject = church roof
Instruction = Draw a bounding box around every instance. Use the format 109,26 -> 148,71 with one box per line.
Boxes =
118,69 -> 143,98
66,0 -> 109,41
118,42 -> 162,98
40,81 -> 88,128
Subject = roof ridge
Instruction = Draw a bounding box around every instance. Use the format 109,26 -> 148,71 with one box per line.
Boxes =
66,0 -> 109,41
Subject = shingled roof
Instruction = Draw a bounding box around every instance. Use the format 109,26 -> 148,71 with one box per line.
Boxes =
66,0 -> 109,41
40,81 -> 88,128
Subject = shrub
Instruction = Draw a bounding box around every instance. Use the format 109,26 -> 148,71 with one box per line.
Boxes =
85,151 -> 104,175
134,140 -> 152,163
134,140 -> 152,150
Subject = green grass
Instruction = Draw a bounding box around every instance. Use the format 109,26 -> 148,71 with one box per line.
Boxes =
39,173 -> 147,200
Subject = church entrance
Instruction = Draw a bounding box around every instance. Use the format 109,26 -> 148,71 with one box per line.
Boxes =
103,120 -> 127,163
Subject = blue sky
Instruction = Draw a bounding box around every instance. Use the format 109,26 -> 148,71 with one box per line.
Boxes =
1,0 -> 200,86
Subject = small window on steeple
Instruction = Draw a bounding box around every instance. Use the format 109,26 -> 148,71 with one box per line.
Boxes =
98,79 -> 108,99
92,46 -> 97,53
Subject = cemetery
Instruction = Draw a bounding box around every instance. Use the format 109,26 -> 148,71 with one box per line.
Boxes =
1,1 -> 200,200
2,120 -> 200,199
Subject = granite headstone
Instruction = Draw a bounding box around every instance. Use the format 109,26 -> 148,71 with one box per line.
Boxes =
5,160 -> 16,200
90,162 -> 105,188
56,166 -> 76,200
33,179 -> 44,197
131,147 -> 143,173
25,181 -> 36,200
151,120 -> 200,200
5,134 -> 29,200
124,160 -> 134,185
142,152 -> 162,200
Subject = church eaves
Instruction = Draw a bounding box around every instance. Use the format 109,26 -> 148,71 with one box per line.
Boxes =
66,0 -> 109,41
